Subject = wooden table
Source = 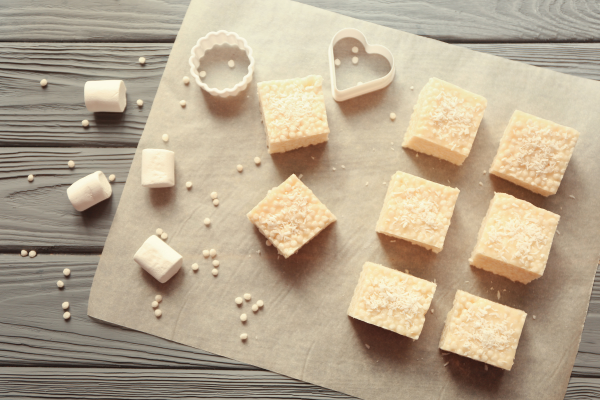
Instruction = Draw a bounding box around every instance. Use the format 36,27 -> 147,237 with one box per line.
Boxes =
1,1 -> 599,398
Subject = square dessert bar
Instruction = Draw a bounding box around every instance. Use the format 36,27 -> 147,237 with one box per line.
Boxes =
489,110 -> 580,196
247,174 -> 336,258
257,75 -> 329,154
439,290 -> 527,371
347,262 -> 436,340
376,171 -> 460,253
402,78 -> 487,165
470,192 -> 559,284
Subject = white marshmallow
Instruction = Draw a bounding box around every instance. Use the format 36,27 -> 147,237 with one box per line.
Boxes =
133,235 -> 183,283
141,149 -> 175,188
84,80 -> 127,113
67,171 -> 112,212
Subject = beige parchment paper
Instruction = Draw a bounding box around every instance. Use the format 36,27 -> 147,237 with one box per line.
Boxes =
88,0 -> 600,399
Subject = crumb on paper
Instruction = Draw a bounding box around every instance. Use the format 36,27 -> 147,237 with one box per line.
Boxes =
240,333 -> 248,341
155,295 -> 162,303
237,164 -> 243,172
186,181 -> 192,189
162,134 -> 169,142
154,309 -> 162,317
183,76 -> 190,85
254,157 -> 261,165
161,232 -> 168,240
390,112 -> 396,121
210,249 -> 217,258
334,58 -> 341,66
204,218 -> 211,226
228,60 -> 235,68
180,100 -> 186,107
211,192 -> 218,200
211,268 -> 218,276
199,71 -> 207,78
240,313 -> 247,322
352,46 -> 358,54
191,263 -> 199,271
244,293 -> 252,301
213,199 -> 219,206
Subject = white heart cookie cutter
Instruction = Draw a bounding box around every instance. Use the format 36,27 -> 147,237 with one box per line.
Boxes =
328,28 -> 395,102
189,30 -> 255,98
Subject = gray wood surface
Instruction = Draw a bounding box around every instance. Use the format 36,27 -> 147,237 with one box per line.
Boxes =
4,43 -> 600,147
0,148 -> 133,252
2,0 -> 600,43
2,0 -> 600,399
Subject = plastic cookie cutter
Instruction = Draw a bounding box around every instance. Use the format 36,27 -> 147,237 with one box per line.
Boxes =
189,30 -> 255,98
328,28 -> 395,102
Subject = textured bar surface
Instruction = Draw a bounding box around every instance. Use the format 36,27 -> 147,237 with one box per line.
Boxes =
439,290 -> 527,371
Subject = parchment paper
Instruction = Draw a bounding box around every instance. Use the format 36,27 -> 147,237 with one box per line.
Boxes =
88,0 -> 600,399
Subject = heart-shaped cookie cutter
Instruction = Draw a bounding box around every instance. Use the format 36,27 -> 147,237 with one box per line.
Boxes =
189,30 -> 255,98
328,28 -> 395,102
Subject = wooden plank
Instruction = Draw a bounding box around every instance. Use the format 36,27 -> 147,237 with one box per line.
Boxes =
0,368 -> 355,400
2,0 -> 600,43
0,254 -> 599,387
3,43 -> 600,148
0,148 -> 133,253
0,368 -> 597,400
0,43 -> 170,148
0,254 -> 251,368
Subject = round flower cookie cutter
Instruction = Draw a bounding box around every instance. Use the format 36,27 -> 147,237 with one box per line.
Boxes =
189,30 -> 255,98
328,28 -> 395,102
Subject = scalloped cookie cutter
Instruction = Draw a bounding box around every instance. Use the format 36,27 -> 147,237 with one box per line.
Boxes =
328,28 -> 395,102
189,30 -> 255,98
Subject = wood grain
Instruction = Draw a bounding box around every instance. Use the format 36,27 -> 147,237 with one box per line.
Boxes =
0,367 -> 597,399
0,254 -> 600,399
0,148 -> 133,252
0,43 -> 170,147
3,43 -> 600,148
0,367 -> 355,399
2,0 -> 600,43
